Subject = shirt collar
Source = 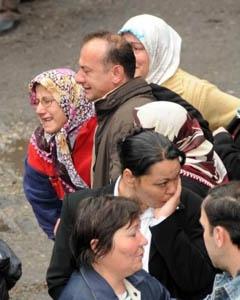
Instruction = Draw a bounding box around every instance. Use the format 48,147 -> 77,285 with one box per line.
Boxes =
114,176 -> 121,196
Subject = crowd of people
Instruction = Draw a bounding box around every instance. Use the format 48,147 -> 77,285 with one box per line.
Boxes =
2,13 -> 240,300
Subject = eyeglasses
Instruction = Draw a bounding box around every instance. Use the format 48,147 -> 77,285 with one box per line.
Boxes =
31,98 -> 56,108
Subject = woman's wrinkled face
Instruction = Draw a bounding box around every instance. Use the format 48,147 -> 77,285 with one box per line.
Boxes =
123,33 -> 150,78
34,85 -> 67,134
96,218 -> 147,278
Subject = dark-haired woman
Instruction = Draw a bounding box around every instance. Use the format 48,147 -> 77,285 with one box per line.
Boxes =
59,195 -> 172,300
47,130 -> 216,300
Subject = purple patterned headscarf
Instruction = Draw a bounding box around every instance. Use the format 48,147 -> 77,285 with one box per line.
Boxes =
29,68 -> 95,190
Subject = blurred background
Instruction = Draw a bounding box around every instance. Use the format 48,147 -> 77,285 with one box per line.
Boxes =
0,0 -> 239,298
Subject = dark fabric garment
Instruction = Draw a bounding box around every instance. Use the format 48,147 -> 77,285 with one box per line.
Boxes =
0,240 -> 22,300
47,183 -> 114,299
181,175 -> 209,198
59,266 -> 173,300
23,159 -> 62,239
47,184 -> 215,300
214,131 -> 240,180
150,83 -> 213,143
149,188 -> 215,300
226,115 -> 240,148
93,78 -> 154,188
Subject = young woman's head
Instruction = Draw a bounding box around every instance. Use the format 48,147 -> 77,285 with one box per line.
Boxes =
29,68 -> 93,134
71,195 -> 147,278
118,129 -> 185,209
119,14 -> 181,85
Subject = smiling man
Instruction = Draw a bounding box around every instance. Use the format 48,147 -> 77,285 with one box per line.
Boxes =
75,31 -> 155,188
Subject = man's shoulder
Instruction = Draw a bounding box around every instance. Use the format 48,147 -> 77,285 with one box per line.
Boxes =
114,94 -> 152,118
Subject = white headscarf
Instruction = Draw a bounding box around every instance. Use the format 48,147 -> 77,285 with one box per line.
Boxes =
134,101 -> 228,187
119,14 -> 182,85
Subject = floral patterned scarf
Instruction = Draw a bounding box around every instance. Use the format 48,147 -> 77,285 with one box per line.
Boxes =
29,68 -> 95,190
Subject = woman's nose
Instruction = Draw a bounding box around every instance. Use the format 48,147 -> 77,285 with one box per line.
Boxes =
167,180 -> 177,195
35,101 -> 46,114
139,231 -> 148,246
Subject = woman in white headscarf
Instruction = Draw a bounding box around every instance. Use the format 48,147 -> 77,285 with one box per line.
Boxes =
134,101 -> 228,197
119,14 -> 240,131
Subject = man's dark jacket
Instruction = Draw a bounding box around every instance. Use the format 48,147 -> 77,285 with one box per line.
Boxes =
92,79 -> 212,189
92,78 -> 154,188
47,183 -> 215,300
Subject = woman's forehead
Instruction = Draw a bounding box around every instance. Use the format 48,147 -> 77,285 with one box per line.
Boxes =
123,32 -> 142,44
147,159 -> 181,177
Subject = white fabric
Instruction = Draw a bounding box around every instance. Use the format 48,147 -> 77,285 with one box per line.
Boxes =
135,101 -> 187,141
134,101 -> 212,161
124,279 -> 141,300
114,176 -> 121,196
119,14 -> 182,85
134,101 -> 227,185
117,290 -> 130,300
140,208 -> 166,272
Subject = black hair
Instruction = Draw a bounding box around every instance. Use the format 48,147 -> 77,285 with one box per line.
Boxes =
118,128 -> 185,176
202,181 -> 240,248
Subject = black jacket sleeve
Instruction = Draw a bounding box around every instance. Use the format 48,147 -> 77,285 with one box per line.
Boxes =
214,131 -> 240,180
46,193 -> 76,300
150,188 -> 215,298
150,83 -> 213,143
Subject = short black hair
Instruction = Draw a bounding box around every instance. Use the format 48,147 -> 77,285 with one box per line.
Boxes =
82,31 -> 136,78
118,128 -> 185,177
70,195 -> 140,267
202,181 -> 240,248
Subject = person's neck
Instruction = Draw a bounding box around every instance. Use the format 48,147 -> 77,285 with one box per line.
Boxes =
118,178 -> 148,212
118,178 -> 133,198
95,78 -> 130,103
226,248 -> 240,278
92,263 -> 126,295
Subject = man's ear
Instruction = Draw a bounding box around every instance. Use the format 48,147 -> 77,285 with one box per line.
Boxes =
111,65 -> 124,84
213,226 -> 225,248
122,168 -> 136,188
90,239 -> 99,253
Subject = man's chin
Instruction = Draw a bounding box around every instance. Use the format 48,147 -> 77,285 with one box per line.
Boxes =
85,94 -> 94,102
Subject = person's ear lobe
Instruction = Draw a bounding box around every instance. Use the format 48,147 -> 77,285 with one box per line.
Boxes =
122,168 -> 136,187
111,65 -> 124,84
90,239 -> 99,253
213,226 -> 225,248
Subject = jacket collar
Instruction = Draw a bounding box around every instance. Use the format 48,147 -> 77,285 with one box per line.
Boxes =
80,266 -> 146,299
80,266 -> 118,299
94,78 -> 152,121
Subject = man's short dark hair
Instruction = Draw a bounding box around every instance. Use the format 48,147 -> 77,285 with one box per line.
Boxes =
202,181 -> 240,248
70,195 -> 140,267
82,31 -> 136,78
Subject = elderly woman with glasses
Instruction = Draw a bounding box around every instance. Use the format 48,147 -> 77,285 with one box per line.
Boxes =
23,68 -> 96,239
